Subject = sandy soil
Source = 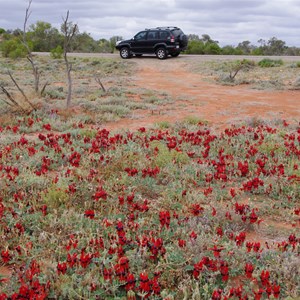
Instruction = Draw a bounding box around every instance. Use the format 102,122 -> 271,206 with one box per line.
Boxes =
104,55 -> 300,131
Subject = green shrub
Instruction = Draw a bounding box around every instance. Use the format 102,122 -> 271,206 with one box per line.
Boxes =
258,58 -> 284,67
50,45 -> 63,59
1,39 -> 28,59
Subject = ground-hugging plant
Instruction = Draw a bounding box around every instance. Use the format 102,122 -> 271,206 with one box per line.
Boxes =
0,117 -> 299,299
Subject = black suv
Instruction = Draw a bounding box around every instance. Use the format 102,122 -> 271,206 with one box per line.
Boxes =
115,27 -> 188,59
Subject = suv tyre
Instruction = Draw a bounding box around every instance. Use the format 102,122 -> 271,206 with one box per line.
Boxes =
120,47 -> 131,59
156,47 -> 167,59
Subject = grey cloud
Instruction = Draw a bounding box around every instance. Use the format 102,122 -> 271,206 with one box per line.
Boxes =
1,0 -> 299,46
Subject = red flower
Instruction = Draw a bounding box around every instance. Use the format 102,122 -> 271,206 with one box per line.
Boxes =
189,231 -> 197,240
193,260 -> 203,279
103,268 -> 112,281
57,262 -> 67,275
80,251 -> 92,268
245,262 -> 254,278
216,226 -> 223,237
249,209 -> 258,223
159,210 -> 171,228
190,203 -> 204,216
211,289 -> 223,300
84,209 -> 95,219
43,123 -> 51,131
125,273 -> 136,291
210,245 -> 224,258
178,239 -> 186,248
67,253 -> 77,268
260,269 -> 270,286
235,232 -> 246,246
253,288 -> 264,300
273,283 -> 280,298
1,249 -> 11,263
139,272 -> 151,293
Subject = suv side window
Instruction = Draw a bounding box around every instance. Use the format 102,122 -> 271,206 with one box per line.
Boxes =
159,31 -> 170,40
147,31 -> 158,40
135,31 -> 147,40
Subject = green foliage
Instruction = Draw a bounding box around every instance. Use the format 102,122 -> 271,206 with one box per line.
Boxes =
42,185 -> 69,209
28,21 -> 63,52
1,38 -> 28,58
50,45 -> 63,59
258,58 -> 284,67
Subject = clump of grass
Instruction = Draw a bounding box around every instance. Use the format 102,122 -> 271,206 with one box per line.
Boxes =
258,58 -> 284,67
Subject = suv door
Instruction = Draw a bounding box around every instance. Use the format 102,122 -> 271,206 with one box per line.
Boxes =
131,31 -> 147,53
144,31 -> 159,53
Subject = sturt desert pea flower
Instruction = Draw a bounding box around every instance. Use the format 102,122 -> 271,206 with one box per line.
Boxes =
245,262 -> 254,278
249,209 -> 259,223
57,262 -> 67,275
190,203 -> 204,216
1,249 -> 11,263
273,283 -> 281,298
125,273 -> 136,291
260,269 -> 270,287
211,289 -> 223,300
178,239 -> 186,248
219,261 -> 229,281
80,250 -> 92,268
159,210 -> 171,229
139,272 -> 151,293
235,231 -> 246,246
253,288 -> 264,300
210,245 -> 224,258
84,209 -> 95,219
67,253 -> 77,268
193,260 -> 204,279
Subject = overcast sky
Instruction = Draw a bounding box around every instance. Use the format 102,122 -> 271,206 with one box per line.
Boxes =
1,0 -> 300,46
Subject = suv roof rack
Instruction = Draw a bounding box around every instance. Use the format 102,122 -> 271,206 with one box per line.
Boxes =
145,26 -> 179,30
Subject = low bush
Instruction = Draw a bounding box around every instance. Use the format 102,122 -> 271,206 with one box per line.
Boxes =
258,58 -> 284,67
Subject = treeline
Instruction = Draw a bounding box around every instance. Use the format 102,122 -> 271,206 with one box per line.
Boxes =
185,34 -> 300,56
1,22 -> 300,57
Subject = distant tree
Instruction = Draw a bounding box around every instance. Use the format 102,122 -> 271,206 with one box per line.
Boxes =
185,40 -> 205,54
187,34 -> 200,41
284,46 -> 300,56
109,36 -> 123,53
201,34 -> 218,44
28,21 -> 62,51
204,42 -> 221,54
73,32 -> 100,52
266,37 -> 286,55
98,39 -> 111,53
237,40 -> 253,54
0,28 -> 5,34
221,45 -> 243,55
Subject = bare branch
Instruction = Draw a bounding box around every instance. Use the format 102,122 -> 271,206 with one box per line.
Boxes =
22,0 -> 40,93
94,76 -> 106,93
0,85 -> 27,112
7,70 -> 36,110
40,81 -> 50,96
62,10 -> 77,108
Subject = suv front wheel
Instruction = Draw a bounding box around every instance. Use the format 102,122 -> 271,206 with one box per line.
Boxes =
156,48 -> 167,60
120,47 -> 131,59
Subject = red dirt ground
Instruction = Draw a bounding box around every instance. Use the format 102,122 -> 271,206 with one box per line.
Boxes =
104,57 -> 300,131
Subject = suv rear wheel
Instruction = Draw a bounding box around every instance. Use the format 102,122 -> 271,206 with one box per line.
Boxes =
156,47 -> 167,60
120,47 -> 131,59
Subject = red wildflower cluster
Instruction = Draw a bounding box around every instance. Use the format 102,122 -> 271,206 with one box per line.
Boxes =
159,210 -> 171,228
